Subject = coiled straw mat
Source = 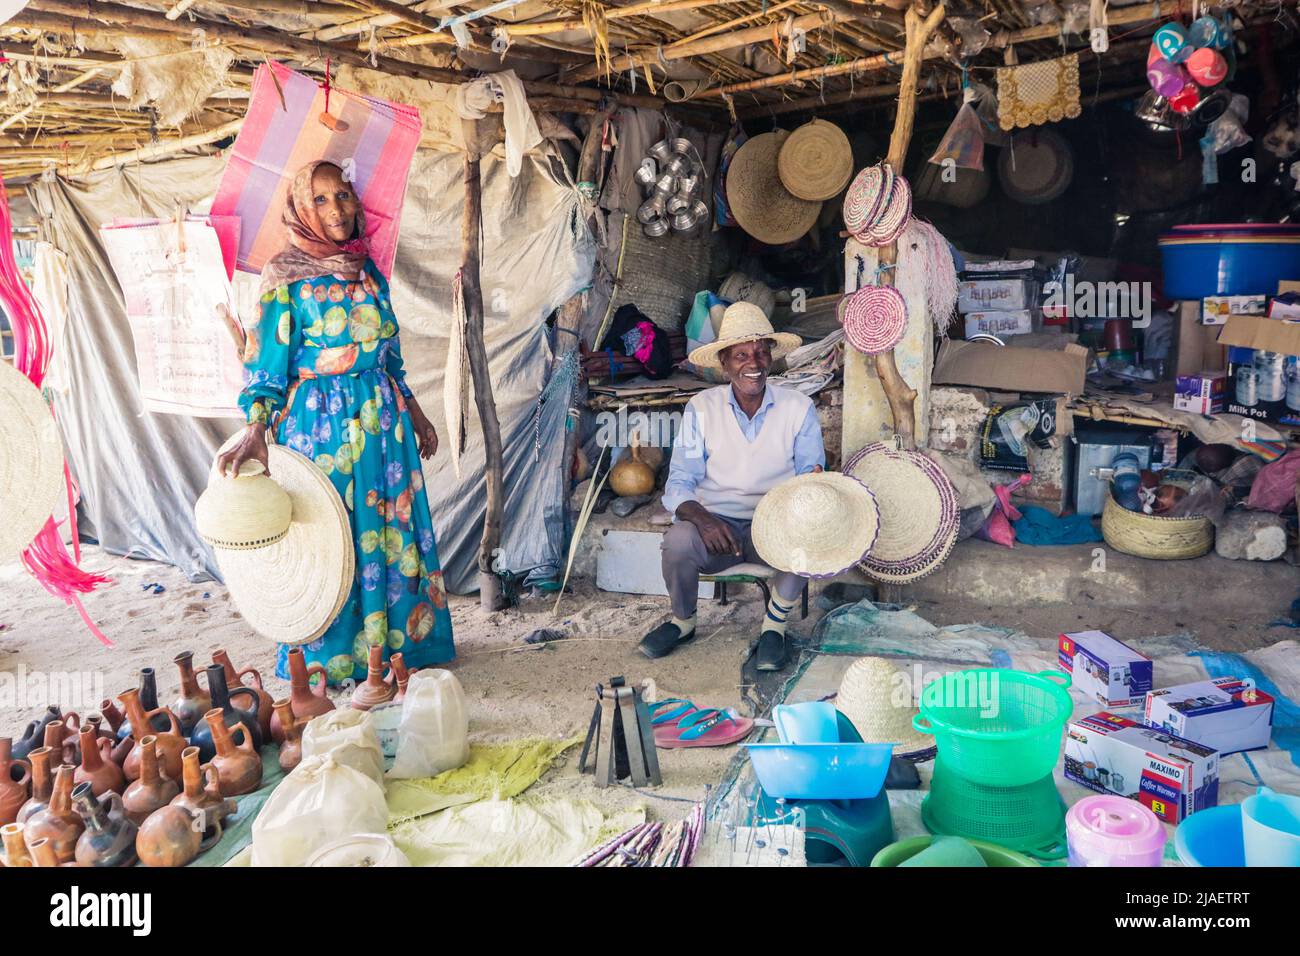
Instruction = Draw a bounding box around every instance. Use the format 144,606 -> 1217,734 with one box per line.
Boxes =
751,472 -> 880,578
841,285 -> 908,355
209,434 -> 353,644
836,656 -> 936,757
0,359 -> 65,565
726,130 -> 823,246
843,442 -> 960,584
777,119 -> 854,201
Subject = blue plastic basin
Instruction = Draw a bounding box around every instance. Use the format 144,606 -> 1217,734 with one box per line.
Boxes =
744,741 -> 895,800
1159,237 -> 1300,299
1174,805 -> 1245,867
773,702 -> 840,745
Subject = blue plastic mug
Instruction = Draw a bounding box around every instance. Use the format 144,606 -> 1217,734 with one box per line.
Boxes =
1242,787 -> 1300,867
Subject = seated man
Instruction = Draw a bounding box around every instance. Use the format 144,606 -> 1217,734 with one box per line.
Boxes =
639,302 -> 824,671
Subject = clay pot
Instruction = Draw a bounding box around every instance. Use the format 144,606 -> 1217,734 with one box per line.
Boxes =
190,664 -> 262,761
1,822 -> 32,867
122,737 -> 180,825
1,738 -> 31,826
118,688 -> 187,783
351,643 -> 396,711
270,647 -> 334,743
204,708 -> 262,797
72,783 -> 137,868
23,764 -> 84,864
135,803 -> 217,867
389,653 -> 411,702
171,746 -> 235,837
73,724 -> 126,798
609,442 -> 657,497
16,746 -> 55,824
169,651 -> 213,737
97,700 -> 135,766
28,836 -> 77,867
12,705 -> 62,761
42,711 -> 81,767
272,700 -> 303,773
213,649 -> 274,742
115,668 -> 167,744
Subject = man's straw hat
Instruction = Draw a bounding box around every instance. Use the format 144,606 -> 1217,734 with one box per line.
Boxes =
686,302 -> 802,369
752,472 -> 880,578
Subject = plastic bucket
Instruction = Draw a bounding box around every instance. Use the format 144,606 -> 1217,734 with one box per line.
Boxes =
1242,787 -> 1300,867
1158,234 -> 1300,298
1066,795 -> 1167,867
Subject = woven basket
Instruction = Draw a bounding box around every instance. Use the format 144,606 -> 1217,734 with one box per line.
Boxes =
1100,493 -> 1213,560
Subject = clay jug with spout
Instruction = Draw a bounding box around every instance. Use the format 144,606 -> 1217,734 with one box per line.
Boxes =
169,651 -> 212,736
118,688 -> 186,783
28,836 -> 77,867
42,712 -> 81,767
351,644 -> 396,711
12,705 -> 62,761
72,783 -> 138,868
97,699 -> 134,766
1,821 -> 32,867
1,737 -> 31,826
213,649 -> 274,741
16,746 -> 54,824
190,664 -> 262,761
272,700 -> 304,773
136,803 -> 218,867
24,764 -> 84,863
73,724 -> 125,798
271,647 -> 334,743
389,653 -> 411,702
171,746 -> 235,836
205,709 -> 262,796
122,736 -> 181,825
115,667 -> 170,745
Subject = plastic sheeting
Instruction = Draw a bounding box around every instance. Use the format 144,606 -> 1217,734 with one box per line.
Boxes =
30,146 -> 595,592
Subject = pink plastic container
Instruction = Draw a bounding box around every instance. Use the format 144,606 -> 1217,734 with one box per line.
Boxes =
1066,795 -> 1167,867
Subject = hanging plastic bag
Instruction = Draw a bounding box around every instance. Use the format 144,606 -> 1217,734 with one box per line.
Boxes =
250,753 -> 389,867
387,670 -> 470,780
976,474 -> 1031,548
930,90 -> 986,171
300,708 -> 385,788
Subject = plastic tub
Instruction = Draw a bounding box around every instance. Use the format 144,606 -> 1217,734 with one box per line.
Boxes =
913,668 -> 1072,788
1158,232 -> 1300,299
1066,795 -> 1167,867
922,760 -> 1067,860
1241,786 -> 1300,867
744,741 -> 895,801
871,835 -> 1040,867
773,702 -> 840,745
1174,805 -> 1245,867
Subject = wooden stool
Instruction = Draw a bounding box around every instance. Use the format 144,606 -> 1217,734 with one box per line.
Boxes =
700,562 -> 809,619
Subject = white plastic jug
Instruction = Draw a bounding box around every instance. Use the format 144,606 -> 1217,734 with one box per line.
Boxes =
386,669 -> 469,779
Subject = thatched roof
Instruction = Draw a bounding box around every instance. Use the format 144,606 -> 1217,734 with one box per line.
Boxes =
0,0 -> 1295,180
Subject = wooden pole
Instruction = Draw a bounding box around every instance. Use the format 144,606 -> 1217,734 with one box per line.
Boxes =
459,118 -> 507,611
71,119 -> 243,174
870,1 -> 945,454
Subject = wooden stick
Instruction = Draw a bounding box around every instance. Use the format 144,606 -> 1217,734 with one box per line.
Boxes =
458,117 -> 507,611
165,0 -> 200,20
501,0 -> 747,37
306,0 -> 458,41
68,118 -> 243,175
0,69 -> 103,133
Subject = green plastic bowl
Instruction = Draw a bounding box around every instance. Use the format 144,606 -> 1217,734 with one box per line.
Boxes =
914,668 -> 1073,788
871,836 -> 1041,867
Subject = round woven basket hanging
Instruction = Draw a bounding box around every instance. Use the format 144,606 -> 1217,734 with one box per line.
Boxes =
843,442 -> 960,584
866,175 -> 912,246
725,130 -> 823,245
778,119 -> 855,201
842,163 -> 893,238
841,285 -> 908,355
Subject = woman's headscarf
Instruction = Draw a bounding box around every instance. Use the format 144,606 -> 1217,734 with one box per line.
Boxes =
258,160 -> 369,296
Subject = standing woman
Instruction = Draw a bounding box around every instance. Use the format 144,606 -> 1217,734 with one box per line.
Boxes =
217,160 -> 454,683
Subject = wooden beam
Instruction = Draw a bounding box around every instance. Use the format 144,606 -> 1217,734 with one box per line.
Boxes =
500,0 -> 746,37
69,118 -> 243,175
0,69 -> 102,133
305,0 -> 457,41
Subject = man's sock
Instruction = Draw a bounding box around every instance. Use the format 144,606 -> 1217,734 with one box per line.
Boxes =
671,615 -> 696,636
763,595 -> 796,635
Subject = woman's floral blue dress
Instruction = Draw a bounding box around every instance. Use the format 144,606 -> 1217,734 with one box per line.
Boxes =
239,260 -> 454,684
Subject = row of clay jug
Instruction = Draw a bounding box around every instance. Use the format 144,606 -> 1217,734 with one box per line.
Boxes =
349,646 -> 416,711
0,742 -> 238,867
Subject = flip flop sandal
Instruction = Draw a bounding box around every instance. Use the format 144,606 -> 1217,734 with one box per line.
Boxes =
648,698 -> 697,727
655,707 -> 755,749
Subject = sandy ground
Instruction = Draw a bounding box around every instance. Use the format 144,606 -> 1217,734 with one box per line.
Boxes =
3,540 -> 1296,824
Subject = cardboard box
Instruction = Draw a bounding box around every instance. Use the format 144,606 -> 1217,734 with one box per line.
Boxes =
1144,676 -> 1274,755
957,278 -> 1039,315
1058,630 -> 1154,708
1216,313 -> 1300,426
933,338 -> 1089,395
1064,712 -> 1219,824
964,309 -> 1039,338
1202,294 -> 1265,326
1176,301 -> 1228,376
1173,371 -> 1227,415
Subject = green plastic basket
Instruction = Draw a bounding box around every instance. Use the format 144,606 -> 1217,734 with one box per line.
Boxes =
922,761 -> 1067,861
913,668 -> 1072,788
870,835 -> 1041,867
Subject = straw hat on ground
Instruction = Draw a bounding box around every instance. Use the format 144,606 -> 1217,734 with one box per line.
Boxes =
778,119 -> 854,201
208,435 -> 353,644
751,472 -> 880,578
837,656 -> 936,756
0,359 -> 65,565
687,302 -> 802,369
726,130 -> 823,246
843,442 -> 960,584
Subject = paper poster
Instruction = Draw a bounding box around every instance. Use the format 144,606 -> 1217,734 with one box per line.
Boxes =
100,219 -> 245,418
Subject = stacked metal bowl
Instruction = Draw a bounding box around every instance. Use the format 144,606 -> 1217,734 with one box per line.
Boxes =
635,137 -> 708,238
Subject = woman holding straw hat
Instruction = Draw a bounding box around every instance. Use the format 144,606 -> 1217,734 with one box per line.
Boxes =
641,302 -> 824,672
216,160 -> 454,684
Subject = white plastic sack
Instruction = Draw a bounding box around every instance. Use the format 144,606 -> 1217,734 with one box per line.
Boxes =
386,669 -> 469,780
250,754 -> 388,867
300,709 -> 385,787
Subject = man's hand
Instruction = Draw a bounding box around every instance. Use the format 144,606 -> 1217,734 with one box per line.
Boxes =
677,501 -> 742,556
